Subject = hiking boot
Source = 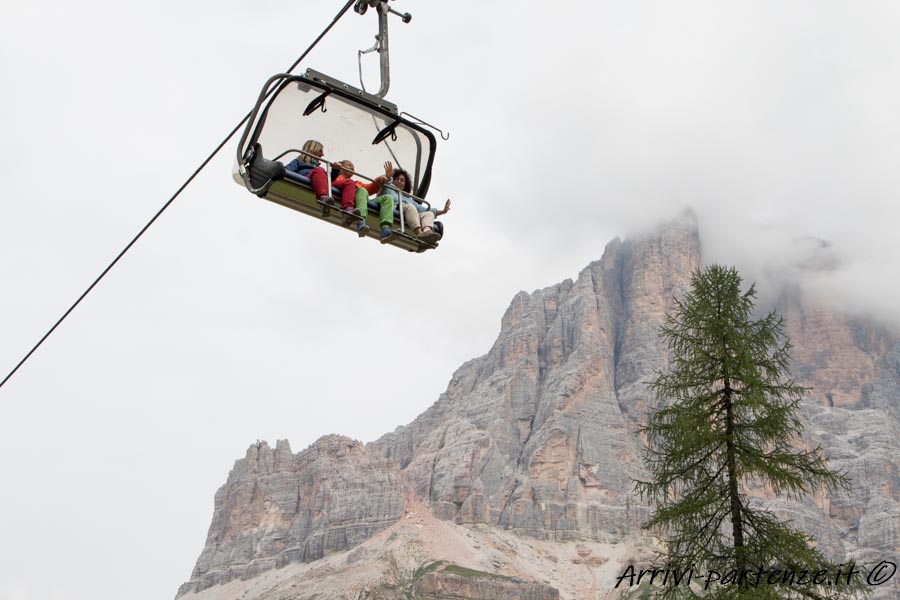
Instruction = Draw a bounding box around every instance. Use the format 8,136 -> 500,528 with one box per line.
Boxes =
379,227 -> 393,243
318,195 -> 335,217
418,229 -> 441,244
342,208 -> 361,226
357,220 -> 370,238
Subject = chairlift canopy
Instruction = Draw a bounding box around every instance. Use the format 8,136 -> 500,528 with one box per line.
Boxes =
235,69 -> 441,251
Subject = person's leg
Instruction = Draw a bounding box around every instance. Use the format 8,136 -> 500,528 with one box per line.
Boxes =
355,188 -> 370,237
333,179 -> 357,211
377,195 -> 395,229
402,203 -> 423,234
419,210 -> 435,231
379,198 -> 396,242
308,166 -> 329,199
417,210 -> 440,243
355,188 -> 370,219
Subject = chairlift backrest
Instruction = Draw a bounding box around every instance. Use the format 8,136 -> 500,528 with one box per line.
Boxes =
238,70 -> 436,199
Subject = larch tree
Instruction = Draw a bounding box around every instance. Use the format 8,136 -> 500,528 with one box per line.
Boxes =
635,265 -> 859,599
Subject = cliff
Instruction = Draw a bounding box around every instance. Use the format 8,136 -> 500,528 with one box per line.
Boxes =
181,436 -> 404,592
177,214 -> 900,599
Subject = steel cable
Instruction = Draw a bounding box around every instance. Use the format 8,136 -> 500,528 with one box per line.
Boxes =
0,0 -> 357,391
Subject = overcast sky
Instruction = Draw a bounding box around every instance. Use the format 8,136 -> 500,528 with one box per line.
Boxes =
2,2 -> 899,599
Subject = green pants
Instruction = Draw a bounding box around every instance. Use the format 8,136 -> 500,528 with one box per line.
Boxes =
355,188 -> 394,228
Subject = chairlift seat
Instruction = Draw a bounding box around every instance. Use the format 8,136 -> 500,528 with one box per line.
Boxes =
235,70 -> 442,253
282,169 -> 438,225
251,159 -> 441,251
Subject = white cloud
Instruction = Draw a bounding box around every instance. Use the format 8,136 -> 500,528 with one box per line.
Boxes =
1,2 -> 898,599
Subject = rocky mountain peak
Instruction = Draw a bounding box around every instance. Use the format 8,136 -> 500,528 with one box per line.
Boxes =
177,216 -> 899,600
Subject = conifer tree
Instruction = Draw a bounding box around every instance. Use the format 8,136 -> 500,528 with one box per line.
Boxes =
635,265 -> 857,599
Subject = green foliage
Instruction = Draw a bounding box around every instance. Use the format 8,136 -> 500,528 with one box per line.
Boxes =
412,560 -> 445,581
440,563 -> 512,581
635,265 -> 859,599
368,559 -> 512,599
411,560 -> 511,581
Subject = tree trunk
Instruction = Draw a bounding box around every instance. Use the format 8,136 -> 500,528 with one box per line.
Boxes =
723,380 -> 745,572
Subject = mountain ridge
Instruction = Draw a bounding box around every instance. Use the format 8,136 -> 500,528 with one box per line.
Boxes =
177,215 -> 899,599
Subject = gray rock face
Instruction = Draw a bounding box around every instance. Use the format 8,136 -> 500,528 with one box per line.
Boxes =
178,436 -> 404,595
179,213 -> 900,599
369,215 -> 703,541
367,212 -> 899,594
779,289 -> 900,593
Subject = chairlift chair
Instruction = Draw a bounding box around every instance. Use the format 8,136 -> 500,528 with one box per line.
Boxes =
234,69 -> 442,252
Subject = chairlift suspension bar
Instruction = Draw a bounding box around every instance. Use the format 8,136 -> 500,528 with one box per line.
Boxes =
399,184 -> 406,233
376,2 -> 391,98
355,0 -> 413,99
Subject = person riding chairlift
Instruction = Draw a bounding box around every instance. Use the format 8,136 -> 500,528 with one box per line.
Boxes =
377,166 -> 450,244
284,139 -> 357,218
334,161 -> 395,241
